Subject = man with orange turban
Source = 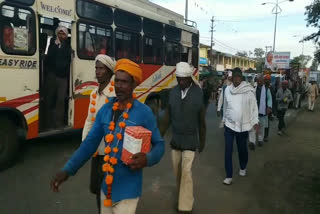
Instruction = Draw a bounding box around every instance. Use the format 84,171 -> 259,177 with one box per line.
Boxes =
51,59 -> 164,214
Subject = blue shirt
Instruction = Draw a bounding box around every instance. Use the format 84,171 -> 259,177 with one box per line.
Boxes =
62,98 -> 165,202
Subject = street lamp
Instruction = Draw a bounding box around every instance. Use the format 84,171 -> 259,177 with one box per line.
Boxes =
262,0 -> 294,52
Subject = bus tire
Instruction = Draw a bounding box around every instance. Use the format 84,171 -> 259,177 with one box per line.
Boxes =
0,116 -> 20,171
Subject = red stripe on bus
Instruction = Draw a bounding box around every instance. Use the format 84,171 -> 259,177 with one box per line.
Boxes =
0,93 -> 39,108
75,81 -> 98,91
137,69 -> 176,99
139,64 -> 163,81
22,105 -> 38,115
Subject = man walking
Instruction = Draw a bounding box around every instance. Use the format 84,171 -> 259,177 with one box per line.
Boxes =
276,80 -> 293,135
222,68 -> 259,185
264,74 -> 275,142
308,80 -> 318,112
50,59 -> 165,214
160,62 -> 206,213
253,74 -> 272,148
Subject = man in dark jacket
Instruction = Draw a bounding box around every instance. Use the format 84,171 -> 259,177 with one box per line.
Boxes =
46,25 -> 72,129
160,62 -> 206,213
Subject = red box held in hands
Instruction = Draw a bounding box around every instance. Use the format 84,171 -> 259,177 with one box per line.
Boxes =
121,126 -> 152,165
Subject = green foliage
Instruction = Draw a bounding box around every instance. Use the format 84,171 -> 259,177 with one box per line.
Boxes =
254,48 -> 265,58
235,51 -> 248,57
290,55 -> 312,68
305,0 -> 320,42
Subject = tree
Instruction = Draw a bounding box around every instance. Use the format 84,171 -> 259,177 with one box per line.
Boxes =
290,54 -> 312,68
305,1 -> 320,63
254,48 -> 265,58
311,57 -> 319,70
235,51 -> 248,57
305,0 -> 320,43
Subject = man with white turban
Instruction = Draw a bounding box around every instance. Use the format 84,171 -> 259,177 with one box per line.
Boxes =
82,54 -> 116,213
160,62 -> 206,213
45,25 -> 72,129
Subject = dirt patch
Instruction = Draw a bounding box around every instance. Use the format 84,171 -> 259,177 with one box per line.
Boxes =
253,158 -> 320,214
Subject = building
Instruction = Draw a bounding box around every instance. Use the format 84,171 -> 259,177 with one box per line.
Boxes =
199,43 -> 256,72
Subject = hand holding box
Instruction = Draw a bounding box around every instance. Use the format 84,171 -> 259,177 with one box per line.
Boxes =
121,126 -> 152,165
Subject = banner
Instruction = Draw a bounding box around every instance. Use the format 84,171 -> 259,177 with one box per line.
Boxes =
37,0 -> 75,21
265,52 -> 290,71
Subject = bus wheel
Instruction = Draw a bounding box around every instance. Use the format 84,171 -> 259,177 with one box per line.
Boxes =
0,116 -> 20,171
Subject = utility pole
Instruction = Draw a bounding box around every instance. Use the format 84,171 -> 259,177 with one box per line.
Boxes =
185,0 -> 188,23
272,0 -> 279,52
210,16 -> 214,67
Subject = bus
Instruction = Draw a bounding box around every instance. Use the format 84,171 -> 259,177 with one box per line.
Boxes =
0,0 -> 199,170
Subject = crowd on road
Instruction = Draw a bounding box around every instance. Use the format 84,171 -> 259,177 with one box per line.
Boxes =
48,23 -> 319,214
213,69 -> 318,184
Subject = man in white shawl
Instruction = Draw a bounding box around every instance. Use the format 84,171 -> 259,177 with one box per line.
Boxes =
222,67 -> 259,185
160,62 -> 206,213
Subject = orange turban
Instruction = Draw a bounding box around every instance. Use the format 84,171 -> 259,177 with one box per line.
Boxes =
264,74 -> 271,80
115,59 -> 142,84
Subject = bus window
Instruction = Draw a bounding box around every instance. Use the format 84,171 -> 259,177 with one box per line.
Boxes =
165,42 -> 180,66
165,25 -> 181,42
76,0 -> 113,24
192,47 -> 199,68
114,9 -> 141,32
8,0 -> 35,6
143,18 -> 163,38
0,4 -> 36,55
192,33 -> 199,68
77,22 -> 113,59
143,36 -> 163,65
192,33 -> 199,47
115,29 -> 141,63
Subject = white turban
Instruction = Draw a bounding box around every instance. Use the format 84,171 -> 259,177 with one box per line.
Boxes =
176,62 -> 200,87
95,54 -> 116,72
55,25 -> 68,36
176,62 -> 193,77
55,25 -> 69,48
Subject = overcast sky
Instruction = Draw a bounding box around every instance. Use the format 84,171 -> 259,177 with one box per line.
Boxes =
150,0 -> 317,59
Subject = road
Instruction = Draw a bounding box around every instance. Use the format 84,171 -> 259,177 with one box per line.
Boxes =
0,101 -> 319,214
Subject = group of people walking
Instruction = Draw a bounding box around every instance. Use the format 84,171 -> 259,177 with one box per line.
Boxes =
215,68 -> 320,185
48,26 -> 318,213
50,52 -> 206,214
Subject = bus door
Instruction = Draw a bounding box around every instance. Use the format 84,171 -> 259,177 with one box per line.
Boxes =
38,16 -> 72,132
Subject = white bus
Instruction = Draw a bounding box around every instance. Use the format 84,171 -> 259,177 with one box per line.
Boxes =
0,0 -> 199,169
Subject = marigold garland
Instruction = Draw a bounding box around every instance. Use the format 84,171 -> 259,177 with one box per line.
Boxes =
90,88 -> 113,158
102,101 -> 132,207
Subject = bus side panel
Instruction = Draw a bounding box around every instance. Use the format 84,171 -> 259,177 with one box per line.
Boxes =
72,55 -> 97,129
73,97 -> 90,129
137,65 -> 177,103
0,93 -> 39,139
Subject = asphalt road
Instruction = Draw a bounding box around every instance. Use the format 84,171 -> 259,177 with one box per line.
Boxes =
0,101 -> 313,214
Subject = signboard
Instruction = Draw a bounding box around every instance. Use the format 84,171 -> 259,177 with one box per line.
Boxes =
181,31 -> 192,48
37,0 -> 75,21
0,57 -> 37,69
199,57 -> 208,66
265,52 -> 290,71
13,28 -> 28,51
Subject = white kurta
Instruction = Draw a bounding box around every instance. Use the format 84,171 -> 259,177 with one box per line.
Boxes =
82,78 -> 116,155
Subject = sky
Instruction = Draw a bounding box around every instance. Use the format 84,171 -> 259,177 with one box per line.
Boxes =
150,0 -> 317,60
